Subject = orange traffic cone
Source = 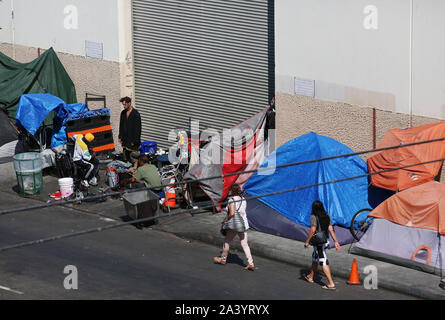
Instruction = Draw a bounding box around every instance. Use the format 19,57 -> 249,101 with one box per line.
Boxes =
347,258 -> 360,285
163,178 -> 176,208
165,187 -> 176,207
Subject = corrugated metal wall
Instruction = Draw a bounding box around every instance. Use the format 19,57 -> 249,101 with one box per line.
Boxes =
132,0 -> 274,148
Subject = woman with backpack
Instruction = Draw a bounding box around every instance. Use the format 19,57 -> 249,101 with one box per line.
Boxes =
303,200 -> 341,290
213,184 -> 255,271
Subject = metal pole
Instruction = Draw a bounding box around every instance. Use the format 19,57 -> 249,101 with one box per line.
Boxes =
409,0 -> 413,127
372,108 -> 376,149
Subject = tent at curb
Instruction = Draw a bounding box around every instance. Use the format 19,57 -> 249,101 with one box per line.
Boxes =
352,181 -> 445,275
184,107 -> 270,207
368,122 -> 445,192
0,110 -> 18,160
243,132 -> 385,246
0,47 -> 77,124
0,110 -> 18,147
15,93 -> 87,149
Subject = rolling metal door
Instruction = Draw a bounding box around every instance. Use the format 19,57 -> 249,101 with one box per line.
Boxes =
132,0 -> 274,148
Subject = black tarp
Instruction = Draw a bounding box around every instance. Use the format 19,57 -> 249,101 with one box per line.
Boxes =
0,110 -> 17,146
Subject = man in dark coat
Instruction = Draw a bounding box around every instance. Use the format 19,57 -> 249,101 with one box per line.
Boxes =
118,96 -> 142,163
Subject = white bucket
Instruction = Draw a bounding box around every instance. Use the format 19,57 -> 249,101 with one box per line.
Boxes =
58,177 -> 74,198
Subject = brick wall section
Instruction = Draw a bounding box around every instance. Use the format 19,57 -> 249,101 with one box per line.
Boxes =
276,92 -> 445,182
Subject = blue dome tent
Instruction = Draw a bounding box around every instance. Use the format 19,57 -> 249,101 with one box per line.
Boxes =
244,132 -> 385,246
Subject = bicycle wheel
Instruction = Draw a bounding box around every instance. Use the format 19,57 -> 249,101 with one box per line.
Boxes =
350,208 -> 374,241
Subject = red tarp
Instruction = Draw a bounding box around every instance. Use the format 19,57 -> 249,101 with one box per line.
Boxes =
185,108 -> 269,206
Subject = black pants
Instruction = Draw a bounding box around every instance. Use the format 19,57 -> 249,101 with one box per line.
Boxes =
74,157 -> 99,180
123,148 -> 139,163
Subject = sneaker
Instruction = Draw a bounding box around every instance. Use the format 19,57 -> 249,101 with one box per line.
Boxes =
243,264 -> 255,271
76,191 -> 84,200
89,177 -> 98,186
213,257 -> 227,265
81,180 -> 89,188
66,193 -> 77,201
50,191 -> 61,199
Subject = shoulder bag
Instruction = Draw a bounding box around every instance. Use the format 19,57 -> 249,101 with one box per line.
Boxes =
221,197 -> 246,234
309,215 -> 328,246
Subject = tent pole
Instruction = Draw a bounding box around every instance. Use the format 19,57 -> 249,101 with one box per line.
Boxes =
438,232 -> 443,279
408,0 -> 413,127
372,108 -> 376,149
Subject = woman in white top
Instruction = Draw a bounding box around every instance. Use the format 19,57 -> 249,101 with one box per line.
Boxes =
214,184 -> 254,270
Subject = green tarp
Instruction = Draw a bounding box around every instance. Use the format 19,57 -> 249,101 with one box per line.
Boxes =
0,47 -> 77,126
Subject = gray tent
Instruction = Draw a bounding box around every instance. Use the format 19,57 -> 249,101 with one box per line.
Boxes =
351,181 -> 445,275
0,111 -> 18,162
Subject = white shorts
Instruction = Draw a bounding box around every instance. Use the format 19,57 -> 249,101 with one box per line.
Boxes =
312,242 -> 329,266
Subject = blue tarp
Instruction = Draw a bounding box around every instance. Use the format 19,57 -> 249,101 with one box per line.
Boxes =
15,94 -> 65,135
244,132 -> 373,229
15,93 -> 87,148
246,197 -> 356,247
63,107 -> 110,121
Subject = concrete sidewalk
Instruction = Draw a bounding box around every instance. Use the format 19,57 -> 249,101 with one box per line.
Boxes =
151,212 -> 445,300
1,162 -> 445,300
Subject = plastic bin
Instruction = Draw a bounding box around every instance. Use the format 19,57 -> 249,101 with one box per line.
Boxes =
13,152 -> 43,196
122,190 -> 160,220
140,141 -> 157,155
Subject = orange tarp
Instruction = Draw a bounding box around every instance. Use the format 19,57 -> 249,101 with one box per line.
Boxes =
370,181 -> 445,235
368,122 -> 445,191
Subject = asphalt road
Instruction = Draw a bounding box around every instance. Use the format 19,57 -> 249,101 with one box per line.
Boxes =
0,190 -> 416,302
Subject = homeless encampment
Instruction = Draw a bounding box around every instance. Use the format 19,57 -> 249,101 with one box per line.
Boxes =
243,132 -> 389,246
14,94 -> 88,168
15,93 -> 114,161
184,107 -> 271,208
16,94 -> 87,145
351,181 -> 445,275
16,93 -> 87,144
0,47 -> 77,157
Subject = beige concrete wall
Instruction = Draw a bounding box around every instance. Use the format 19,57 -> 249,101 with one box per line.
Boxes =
0,43 -> 123,152
276,1 -> 445,121
276,92 -> 445,181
